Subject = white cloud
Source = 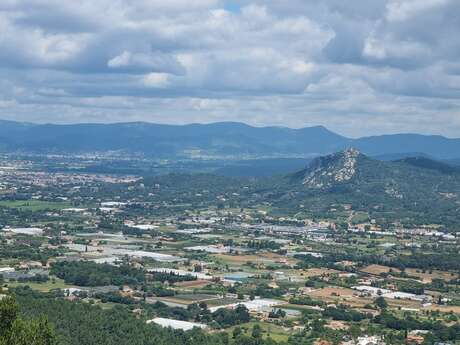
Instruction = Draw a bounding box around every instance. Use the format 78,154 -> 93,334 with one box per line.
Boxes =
107,51 -> 132,68
0,99 -> 17,108
290,61 -> 314,75
363,35 -> 431,61
363,37 -> 387,60
142,73 -> 171,88
107,50 -> 185,74
386,0 -> 448,22
0,0 -> 458,137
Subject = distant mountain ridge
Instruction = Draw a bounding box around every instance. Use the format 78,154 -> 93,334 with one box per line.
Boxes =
1,120 -> 460,160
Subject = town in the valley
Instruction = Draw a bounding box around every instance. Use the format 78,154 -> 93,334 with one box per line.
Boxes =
0,154 -> 459,345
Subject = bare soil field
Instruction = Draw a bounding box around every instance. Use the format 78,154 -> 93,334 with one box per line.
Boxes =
309,287 -> 356,299
212,252 -> 297,265
307,286 -> 427,311
427,305 -> 460,313
301,268 -> 341,278
174,279 -> 211,288
360,264 -> 395,275
360,264 -> 457,283
404,268 -> 458,283
326,320 -> 349,330
151,293 -> 220,306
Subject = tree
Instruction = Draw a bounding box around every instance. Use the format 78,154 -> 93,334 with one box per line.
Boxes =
0,296 -> 19,338
232,326 -> 242,339
374,296 -> 388,310
0,296 -> 56,345
349,324 -> 361,339
252,324 -> 262,339
234,305 -> 250,324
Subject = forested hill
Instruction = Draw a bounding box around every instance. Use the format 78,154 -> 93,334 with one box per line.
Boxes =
139,149 -> 460,227
288,148 -> 460,193
1,120 -> 460,159
266,149 -> 460,225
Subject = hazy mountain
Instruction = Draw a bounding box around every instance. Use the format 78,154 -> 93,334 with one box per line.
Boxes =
353,134 -> 460,159
445,158 -> 460,166
371,152 -> 433,161
0,121 -> 347,157
214,158 -> 310,177
1,120 -> 460,160
397,156 -> 460,174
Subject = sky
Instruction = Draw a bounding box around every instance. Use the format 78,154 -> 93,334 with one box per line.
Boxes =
0,0 -> 459,138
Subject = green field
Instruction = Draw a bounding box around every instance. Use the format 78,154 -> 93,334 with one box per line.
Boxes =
227,322 -> 290,342
205,297 -> 240,306
351,211 -> 370,224
0,200 -> 72,211
7,277 -> 74,292
172,293 -> 218,301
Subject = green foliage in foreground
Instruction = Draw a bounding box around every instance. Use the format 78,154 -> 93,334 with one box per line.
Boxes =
51,261 -> 145,287
13,288 -> 286,345
0,296 -> 56,345
5,287 -> 460,345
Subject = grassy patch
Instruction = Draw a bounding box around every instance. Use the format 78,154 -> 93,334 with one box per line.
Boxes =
0,200 -> 72,211
7,277 -> 73,292
351,211 -> 369,224
227,322 -> 290,342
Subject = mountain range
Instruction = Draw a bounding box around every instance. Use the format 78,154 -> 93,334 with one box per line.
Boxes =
1,120 -> 460,160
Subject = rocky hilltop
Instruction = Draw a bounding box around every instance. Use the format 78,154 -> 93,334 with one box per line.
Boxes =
295,148 -> 363,188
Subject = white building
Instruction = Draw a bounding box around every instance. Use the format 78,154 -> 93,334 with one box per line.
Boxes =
148,268 -> 213,280
209,298 -> 283,313
343,336 -> 386,345
147,318 -> 207,331
383,291 -> 431,302
2,227 -> 44,235
0,267 -> 14,273
352,286 -> 391,296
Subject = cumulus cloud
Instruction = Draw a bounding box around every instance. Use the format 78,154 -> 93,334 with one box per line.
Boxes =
142,73 -> 171,88
107,51 -> 185,75
385,0 -> 448,22
0,0 -> 459,137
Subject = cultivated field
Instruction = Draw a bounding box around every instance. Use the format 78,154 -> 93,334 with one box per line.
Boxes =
0,199 -> 72,211
212,253 -> 297,266
360,264 -> 457,283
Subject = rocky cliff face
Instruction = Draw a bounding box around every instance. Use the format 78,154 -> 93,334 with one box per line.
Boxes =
299,148 -> 362,188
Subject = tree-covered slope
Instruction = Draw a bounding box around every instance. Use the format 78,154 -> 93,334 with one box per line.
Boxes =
262,149 -> 460,226
136,149 -> 460,226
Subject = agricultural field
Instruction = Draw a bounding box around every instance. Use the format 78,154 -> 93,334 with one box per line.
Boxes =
6,277 -> 74,292
0,199 -> 72,211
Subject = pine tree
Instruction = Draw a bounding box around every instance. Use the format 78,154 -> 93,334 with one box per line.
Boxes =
0,296 -> 56,345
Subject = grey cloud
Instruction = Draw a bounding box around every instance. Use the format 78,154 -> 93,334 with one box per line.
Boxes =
107,51 -> 186,75
0,0 -> 458,137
